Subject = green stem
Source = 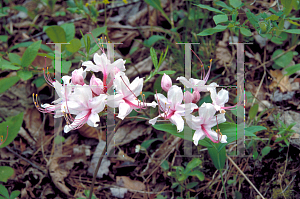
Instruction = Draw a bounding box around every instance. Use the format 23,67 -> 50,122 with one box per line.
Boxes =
220,169 -> 227,199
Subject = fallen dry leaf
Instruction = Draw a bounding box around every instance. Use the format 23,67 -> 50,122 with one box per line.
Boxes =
116,149 -> 135,163
269,69 -> 292,92
77,123 -> 105,140
116,176 -> 145,191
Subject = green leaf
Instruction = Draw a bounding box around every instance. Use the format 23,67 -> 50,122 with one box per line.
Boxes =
66,38 -> 81,53
21,40 -> 41,67
197,25 -> 227,36
51,60 -> 72,74
281,0 -> 293,16
214,1 -> 233,11
235,191 -> 243,199
144,0 -> 172,25
213,14 -> 228,25
17,70 -> 33,81
8,53 -> 21,65
186,182 -> 198,189
32,76 -> 46,88
9,42 -> 52,53
240,27 -> 252,36
129,46 -> 139,55
245,126 -> 267,135
178,173 -> 188,181
261,146 -> 271,157
157,70 -> 176,75
0,166 -> 14,183
160,160 -> 169,171
0,35 -> 8,42
10,191 -> 20,199
0,184 -> 9,199
272,49 -> 294,68
141,138 -> 162,149
0,75 -> 20,94
185,158 -> 201,173
249,103 -> 258,120
0,112 -> 24,148
45,26 -> 67,43
245,9 -> 259,28
283,29 -> 300,34
144,35 -> 165,47
189,170 -> 204,181
193,3 -> 225,14
60,23 -> 75,42
2,64 -> 21,70
266,14 -> 279,20
150,47 -> 158,69
208,144 -> 226,170
54,135 -> 65,144
229,0 -> 242,8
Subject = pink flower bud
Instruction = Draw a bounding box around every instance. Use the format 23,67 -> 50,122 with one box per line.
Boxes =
184,91 -> 193,103
161,73 -> 172,92
192,91 -> 200,103
71,68 -> 86,85
90,74 -> 104,96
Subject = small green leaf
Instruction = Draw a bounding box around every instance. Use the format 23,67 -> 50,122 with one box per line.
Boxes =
193,3 -> 225,14
66,38 -> 81,53
144,0 -> 172,25
0,75 -> 20,94
261,146 -> 271,157
240,27 -> 252,36
189,170 -> 205,181
17,70 -> 33,81
8,53 -> 21,65
2,64 -> 21,70
0,35 -> 8,42
272,49 -> 294,68
160,160 -> 169,171
186,182 -> 198,189
197,25 -> 227,36
178,174 -> 188,181
213,14 -> 228,25
61,23 -> 75,42
245,126 -> 267,135
0,184 -> 9,199
32,76 -> 46,88
10,190 -> 20,199
235,191 -> 243,199
185,158 -> 201,173
229,0 -> 242,8
214,1 -> 233,11
249,103 -> 258,120
0,112 -> 24,148
21,40 -> 41,67
283,29 -> 300,34
208,144 -> 226,170
253,150 -> 258,159
150,47 -> 158,69
144,35 -> 165,47
0,166 -> 14,183
157,70 -> 176,75
266,14 -> 279,20
45,26 -> 67,43
141,138 -> 162,149
54,135 -> 65,144
9,42 -> 52,53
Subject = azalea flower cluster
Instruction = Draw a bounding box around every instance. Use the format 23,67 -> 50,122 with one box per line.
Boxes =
33,45 -> 241,145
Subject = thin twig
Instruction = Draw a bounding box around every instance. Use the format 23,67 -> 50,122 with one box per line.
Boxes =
5,146 -> 46,174
88,120 -> 122,199
226,154 -> 265,199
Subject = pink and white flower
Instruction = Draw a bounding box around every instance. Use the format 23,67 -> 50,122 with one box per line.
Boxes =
107,72 -> 156,120
63,85 -> 107,133
161,73 -> 172,92
186,102 -> 227,145
149,85 -> 197,132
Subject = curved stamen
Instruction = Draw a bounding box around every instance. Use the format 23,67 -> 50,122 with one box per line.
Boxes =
202,125 -> 219,143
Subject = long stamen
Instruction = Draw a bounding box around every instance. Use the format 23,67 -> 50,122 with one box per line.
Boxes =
33,93 -> 57,114
87,32 -> 105,54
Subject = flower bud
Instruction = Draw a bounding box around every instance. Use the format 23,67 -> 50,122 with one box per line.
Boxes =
90,74 -> 104,95
161,73 -> 172,92
184,91 -> 193,103
71,68 -> 86,85
192,91 -> 200,103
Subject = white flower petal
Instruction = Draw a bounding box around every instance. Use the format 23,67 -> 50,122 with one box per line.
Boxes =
117,102 -> 132,120
87,112 -> 100,127
89,94 -> 107,113
107,94 -> 124,108
149,116 -> 159,125
193,129 -> 205,146
167,85 -> 183,109
169,113 -> 184,132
